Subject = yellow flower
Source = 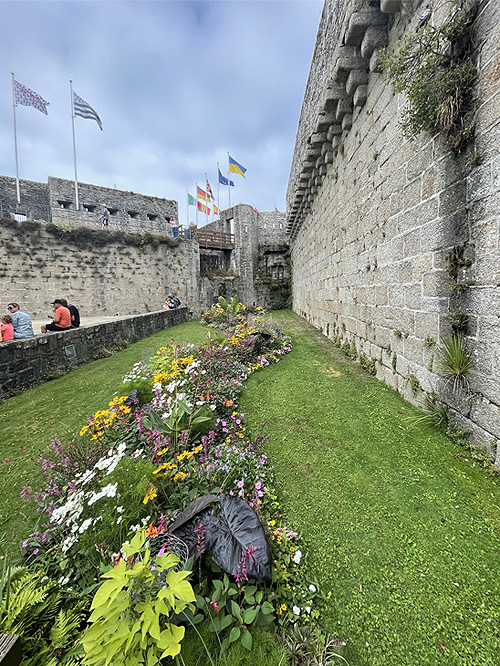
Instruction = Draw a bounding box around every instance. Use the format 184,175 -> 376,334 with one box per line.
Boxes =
143,486 -> 158,504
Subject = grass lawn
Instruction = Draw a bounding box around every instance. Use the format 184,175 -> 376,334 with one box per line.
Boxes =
242,311 -> 500,666
1,311 -> 499,666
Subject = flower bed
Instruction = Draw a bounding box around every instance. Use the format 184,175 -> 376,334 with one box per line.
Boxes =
3,298 -> 329,664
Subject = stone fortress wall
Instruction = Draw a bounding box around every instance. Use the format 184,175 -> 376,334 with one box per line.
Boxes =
0,172 -> 288,320
287,0 -> 500,462
0,216 -> 201,320
0,175 -> 178,236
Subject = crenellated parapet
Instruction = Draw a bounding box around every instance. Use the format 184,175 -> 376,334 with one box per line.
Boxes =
287,0 -> 405,239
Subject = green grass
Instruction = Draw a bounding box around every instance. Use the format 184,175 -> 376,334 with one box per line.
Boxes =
241,311 -> 500,666
2,311 -> 500,666
0,319 -> 208,555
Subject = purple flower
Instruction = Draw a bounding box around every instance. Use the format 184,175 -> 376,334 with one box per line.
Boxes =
255,481 -> 262,490
33,548 -> 39,555
236,479 -> 244,488
22,540 -> 28,547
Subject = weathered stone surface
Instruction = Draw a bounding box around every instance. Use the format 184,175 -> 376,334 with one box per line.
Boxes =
287,0 -> 500,457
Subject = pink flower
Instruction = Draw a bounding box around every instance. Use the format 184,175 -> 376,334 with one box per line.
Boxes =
236,479 -> 244,488
2,459 -> 11,464
255,481 -> 262,490
209,600 -> 220,613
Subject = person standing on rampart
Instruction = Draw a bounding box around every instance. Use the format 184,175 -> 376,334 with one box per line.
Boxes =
170,217 -> 178,238
98,204 -> 110,230
7,303 -> 34,339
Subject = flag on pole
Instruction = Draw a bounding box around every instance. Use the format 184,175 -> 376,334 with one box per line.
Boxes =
229,155 -> 247,178
73,92 -> 103,130
206,180 -> 215,201
218,168 -> 234,187
213,204 -> 220,215
197,201 -> 210,214
14,80 -> 50,114
188,192 -> 196,206
197,185 -> 209,202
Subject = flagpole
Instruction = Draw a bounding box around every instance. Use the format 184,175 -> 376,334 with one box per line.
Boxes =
195,183 -> 199,227
186,190 -> 189,230
11,73 -> 21,205
69,81 -> 80,211
227,152 -> 231,208
217,162 -> 220,212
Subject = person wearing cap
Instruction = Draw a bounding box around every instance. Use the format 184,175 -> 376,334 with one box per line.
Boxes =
41,299 -> 72,333
6,303 -> 34,339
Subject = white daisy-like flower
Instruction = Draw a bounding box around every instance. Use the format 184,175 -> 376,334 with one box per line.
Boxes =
309,584 -> 316,593
292,606 -> 301,615
78,518 -> 93,533
293,550 -> 302,564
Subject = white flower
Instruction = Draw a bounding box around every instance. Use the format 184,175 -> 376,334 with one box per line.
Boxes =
308,584 -> 316,593
305,606 -> 311,614
78,518 -> 93,534
130,524 -> 140,532
293,550 -> 302,564
117,516 -> 123,525
117,506 -> 124,513
292,606 -> 301,616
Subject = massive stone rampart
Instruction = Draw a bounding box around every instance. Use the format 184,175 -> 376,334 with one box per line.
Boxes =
287,0 -> 500,463
0,218 -> 201,318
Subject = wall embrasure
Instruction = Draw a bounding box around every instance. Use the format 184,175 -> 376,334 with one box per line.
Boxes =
287,0 -> 500,461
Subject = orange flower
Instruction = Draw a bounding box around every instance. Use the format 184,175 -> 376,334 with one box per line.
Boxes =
224,399 -> 234,407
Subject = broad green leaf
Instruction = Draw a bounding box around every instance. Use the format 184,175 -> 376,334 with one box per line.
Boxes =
158,623 -> 185,657
240,628 -> 253,651
231,600 -> 242,620
261,600 -> 274,615
243,607 -> 258,624
228,626 -> 241,645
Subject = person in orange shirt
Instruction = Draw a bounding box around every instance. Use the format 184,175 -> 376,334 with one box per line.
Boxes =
1,314 -> 14,341
41,299 -> 72,333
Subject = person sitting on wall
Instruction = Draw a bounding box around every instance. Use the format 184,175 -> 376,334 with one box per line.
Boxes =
1,314 -> 14,342
7,303 -> 34,339
41,299 -> 72,333
59,298 -> 80,328
163,296 -> 181,310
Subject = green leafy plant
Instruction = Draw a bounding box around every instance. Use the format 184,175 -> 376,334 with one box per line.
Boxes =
196,573 -> 275,653
436,334 -> 474,391
380,0 -> 478,152
277,624 -> 348,665
82,528 -> 196,665
408,373 -> 421,394
359,353 -> 376,376
411,391 -> 449,429
0,565 -> 87,665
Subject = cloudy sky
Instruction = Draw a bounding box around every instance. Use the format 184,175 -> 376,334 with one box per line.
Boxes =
0,0 -> 323,226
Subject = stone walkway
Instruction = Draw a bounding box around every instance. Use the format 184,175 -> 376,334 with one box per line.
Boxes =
30,315 -> 119,335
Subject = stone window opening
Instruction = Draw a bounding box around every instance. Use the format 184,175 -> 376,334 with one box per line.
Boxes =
147,213 -> 158,221
128,211 -> 139,219
108,208 -> 119,216
83,204 -> 96,213
244,225 -> 248,233
14,213 -> 27,222
57,200 -> 72,209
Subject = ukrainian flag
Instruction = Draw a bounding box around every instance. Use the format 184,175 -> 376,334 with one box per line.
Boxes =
229,155 -> 247,178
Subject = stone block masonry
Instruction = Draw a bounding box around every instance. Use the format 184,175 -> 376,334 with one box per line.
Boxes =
287,0 -> 500,463
0,307 -> 188,398
0,217 -> 202,319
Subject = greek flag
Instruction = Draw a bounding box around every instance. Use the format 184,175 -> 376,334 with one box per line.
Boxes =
73,92 -> 103,130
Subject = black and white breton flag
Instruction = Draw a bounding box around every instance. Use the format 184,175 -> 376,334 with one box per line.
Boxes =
73,92 -> 103,130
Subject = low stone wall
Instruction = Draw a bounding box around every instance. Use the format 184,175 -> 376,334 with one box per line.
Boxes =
0,308 -> 189,397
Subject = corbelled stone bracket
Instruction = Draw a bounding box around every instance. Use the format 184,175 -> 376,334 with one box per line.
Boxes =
287,0 -> 402,239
